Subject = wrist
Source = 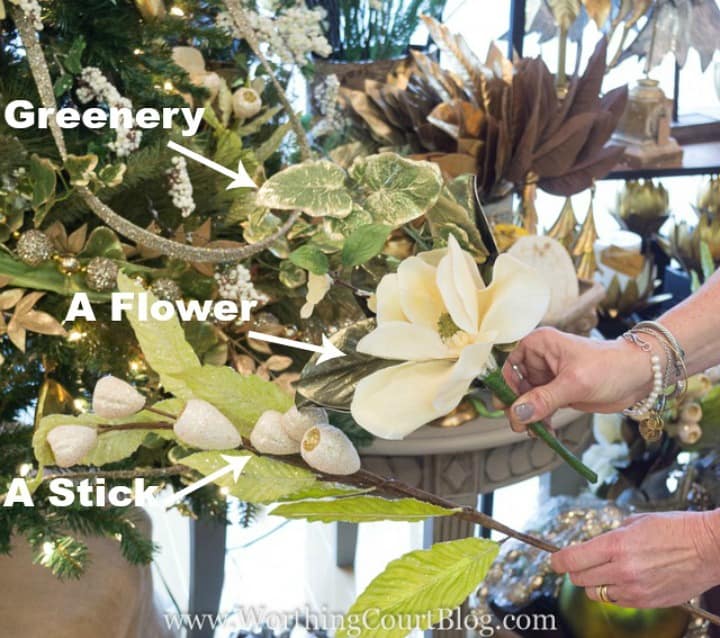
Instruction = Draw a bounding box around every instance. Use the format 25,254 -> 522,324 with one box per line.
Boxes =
694,510 -> 720,578
612,336 -> 656,404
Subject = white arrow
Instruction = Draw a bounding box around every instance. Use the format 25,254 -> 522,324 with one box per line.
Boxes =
164,454 -> 251,508
167,140 -> 257,190
248,330 -> 346,364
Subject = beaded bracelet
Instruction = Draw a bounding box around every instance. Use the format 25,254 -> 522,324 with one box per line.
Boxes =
621,322 -> 687,442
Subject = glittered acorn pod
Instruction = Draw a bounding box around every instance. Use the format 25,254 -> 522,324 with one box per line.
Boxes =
47,425 -> 98,467
85,257 -> 119,292
250,410 -> 300,455
670,212 -> 720,274
281,405 -> 328,442
173,399 -> 241,450
300,425 -> 360,475
92,376 -> 146,419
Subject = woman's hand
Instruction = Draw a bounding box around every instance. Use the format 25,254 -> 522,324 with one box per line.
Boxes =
551,510 -> 720,608
501,327 -> 654,432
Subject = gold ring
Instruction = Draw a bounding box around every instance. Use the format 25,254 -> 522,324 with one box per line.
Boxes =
597,584 -> 611,603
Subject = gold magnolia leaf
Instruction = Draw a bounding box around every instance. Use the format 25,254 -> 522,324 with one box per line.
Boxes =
0,288 -> 24,311
67,224 -> 88,254
549,0 -> 581,31
0,275 -> 12,288
6,315 -> 26,351
20,310 -> 67,337
15,291 -> 45,316
581,0 -> 611,28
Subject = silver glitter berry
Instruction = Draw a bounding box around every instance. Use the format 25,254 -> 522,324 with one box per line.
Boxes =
85,257 -> 119,292
151,278 -> 182,301
17,230 -> 52,266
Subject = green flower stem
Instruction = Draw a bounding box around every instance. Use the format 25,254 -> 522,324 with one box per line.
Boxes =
482,369 -> 598,484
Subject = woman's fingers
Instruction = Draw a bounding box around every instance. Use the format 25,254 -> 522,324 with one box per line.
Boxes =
551,533 -> 616,574
567,562 -> 619,588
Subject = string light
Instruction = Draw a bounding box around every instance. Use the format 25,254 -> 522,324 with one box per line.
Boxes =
219,486 -> 230,497
163,80 -> 175,92
67,329 -> 86,343
128,358 -> 145,374
169,6 -> 184,16
42,542 -> 55,558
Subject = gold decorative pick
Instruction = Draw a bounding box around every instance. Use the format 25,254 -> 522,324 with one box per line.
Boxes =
572,196 -> 599,281
519,179 -> 539,234
547,197 -> 578,250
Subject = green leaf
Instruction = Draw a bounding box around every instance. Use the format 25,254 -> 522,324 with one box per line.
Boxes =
64,36 -> 86,74
117,273 -> 201,395
342,224 -> 391,267
180,451 -> 317,503
691,269 -> 702,293
79,227 -> 125,259
29,155 -> 57,224
700,241 -> 715,281
256,160 -> 353,218
97,162 -> 126,188
271,497 -> 458,522
289,244 -> 329,275
174,365 -> 293,436
337,538 -> 499,638
53,74 -> 73,97
349,153 -> 443,227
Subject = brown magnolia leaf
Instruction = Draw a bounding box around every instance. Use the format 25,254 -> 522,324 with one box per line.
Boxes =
255,365 -> 271,381
0,275 -> 12,288
341,89 -> 403,146
581,0 -> 611,28
532,112 -> 597,178
67,224 -> 88,254
6,317 -> 26,351
265,354 -> 293,372
566,38 -> 607,119
427,103 -> 461,139
44,221 -> 68,249
0,288 -> 24,311
539,145 -> 624,196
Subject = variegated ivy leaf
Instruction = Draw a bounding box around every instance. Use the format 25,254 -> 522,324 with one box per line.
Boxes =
336,537 -> 499,638
256,160 -> 353,219
349,153 -> 443,228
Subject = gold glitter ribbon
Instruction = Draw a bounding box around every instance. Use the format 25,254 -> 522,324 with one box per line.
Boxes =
12,7 -> 299,263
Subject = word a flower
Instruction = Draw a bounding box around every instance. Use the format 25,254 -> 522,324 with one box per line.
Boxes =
351,236 -> 550,439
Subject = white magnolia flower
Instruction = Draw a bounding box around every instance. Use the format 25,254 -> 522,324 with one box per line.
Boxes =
582,442 -> 628,487
593,412 -> 624,446
350,236 -> 550,439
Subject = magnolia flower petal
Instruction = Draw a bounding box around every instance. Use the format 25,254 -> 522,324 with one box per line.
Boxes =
397,256 -> 444,328
433,342 -> 492,412
435,235 -> 483,334
351,360 -> 456,439
357,321 -> 451,361
477,253 -> 550,344
417,247 -> 448,268
375,274 -> 407,323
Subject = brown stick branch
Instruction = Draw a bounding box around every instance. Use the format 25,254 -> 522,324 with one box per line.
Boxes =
98,422 -> 173,432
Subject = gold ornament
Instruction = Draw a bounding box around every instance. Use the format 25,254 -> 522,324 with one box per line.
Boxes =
547,198 -> 578,250
572,198 -> 599,281
600,254 -> 655,318
16,230 -> 52,266
518,180 -> 539,234
135,0 -> 166,20
55,253 -> 81,276
699,175 -> 720,217
85,257 -> 119,292
617,179 -> 669,236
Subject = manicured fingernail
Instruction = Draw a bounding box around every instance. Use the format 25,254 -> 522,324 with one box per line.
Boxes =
513,402 -> 534,422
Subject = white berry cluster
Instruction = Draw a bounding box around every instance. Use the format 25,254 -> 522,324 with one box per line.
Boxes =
214,263 -> 268,305
311,73 -> 344,137
166,156 -> 196,218
9,0 -> 44,31
76,67 -> 142,157
217,4 -> 332,67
